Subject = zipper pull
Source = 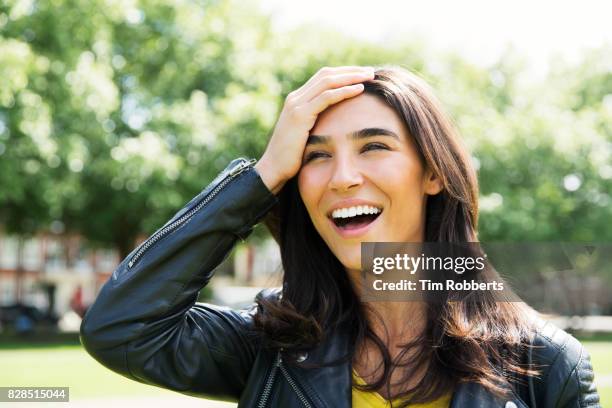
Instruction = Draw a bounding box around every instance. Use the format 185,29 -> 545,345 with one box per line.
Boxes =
229,158 -> 256,177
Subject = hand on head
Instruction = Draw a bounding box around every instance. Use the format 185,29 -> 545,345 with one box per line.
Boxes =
255,66 -> 375,195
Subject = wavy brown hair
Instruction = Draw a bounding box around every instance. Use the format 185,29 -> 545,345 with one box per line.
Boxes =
255,65 -> 537,406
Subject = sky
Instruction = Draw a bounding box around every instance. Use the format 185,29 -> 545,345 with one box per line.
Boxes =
259,0 -> 611,78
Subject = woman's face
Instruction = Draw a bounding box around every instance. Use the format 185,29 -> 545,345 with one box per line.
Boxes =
297,93 -> 442,274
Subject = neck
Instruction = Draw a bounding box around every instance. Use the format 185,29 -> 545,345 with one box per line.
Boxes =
347,268 -> 427,345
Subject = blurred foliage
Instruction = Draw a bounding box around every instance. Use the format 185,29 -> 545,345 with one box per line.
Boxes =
0,0 -> 610,257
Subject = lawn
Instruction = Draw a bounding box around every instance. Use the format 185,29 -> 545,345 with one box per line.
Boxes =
0,340 -> 610,406
583,341 -> 612,405
0,343 -> 236,407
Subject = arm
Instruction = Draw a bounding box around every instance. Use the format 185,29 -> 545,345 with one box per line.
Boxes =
554,343 -> 600,408
80,157 -> 278,401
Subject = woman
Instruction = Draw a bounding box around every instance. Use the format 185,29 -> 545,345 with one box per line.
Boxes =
80,66 -> 600,407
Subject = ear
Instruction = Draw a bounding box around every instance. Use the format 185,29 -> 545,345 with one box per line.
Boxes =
423,168 -> 443,196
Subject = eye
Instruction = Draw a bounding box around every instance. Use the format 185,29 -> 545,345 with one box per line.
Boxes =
361,142 -> 389,152
303,151 -> 330,163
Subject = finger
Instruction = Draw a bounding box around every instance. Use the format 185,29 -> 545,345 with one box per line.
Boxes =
296,71 -> 374,105
307,83 -> 365,115
303,66 -> 373,88
297,67 -> 373,98
294,66 -> 374,102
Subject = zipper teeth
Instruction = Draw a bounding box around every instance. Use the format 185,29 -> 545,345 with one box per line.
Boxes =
257,352 -> 281,408
278,355 -> 313,408
127,159 -> 254,269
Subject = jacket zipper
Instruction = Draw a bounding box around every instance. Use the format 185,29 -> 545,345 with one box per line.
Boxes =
257,351 -> 281,408
127,158 -> 256,269
277,353 -> 313,408
257,351 -> 314,408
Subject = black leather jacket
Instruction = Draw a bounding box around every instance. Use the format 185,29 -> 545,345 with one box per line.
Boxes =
80,157 -> 601,407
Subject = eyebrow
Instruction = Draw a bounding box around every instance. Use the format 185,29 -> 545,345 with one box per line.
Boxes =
306,127 -> 400,145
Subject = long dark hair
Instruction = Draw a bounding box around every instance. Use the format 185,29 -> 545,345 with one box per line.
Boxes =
255,66 -> 537,405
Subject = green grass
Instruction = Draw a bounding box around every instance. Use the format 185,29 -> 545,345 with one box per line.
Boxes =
583,341 -> 612,405
0,342 -> 610,405
0,345 -> 173,399
0,344 -> 235,406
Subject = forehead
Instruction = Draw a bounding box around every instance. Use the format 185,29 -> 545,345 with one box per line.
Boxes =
310,93 -> 406,139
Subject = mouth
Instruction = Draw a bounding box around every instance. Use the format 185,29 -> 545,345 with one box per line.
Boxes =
327,206 -> 383,237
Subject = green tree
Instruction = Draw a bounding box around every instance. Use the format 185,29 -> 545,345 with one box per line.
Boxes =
1,0 -> 609,260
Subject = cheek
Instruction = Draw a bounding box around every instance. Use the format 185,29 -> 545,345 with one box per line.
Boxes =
377,160 -> 426,214
297,168 -> 324,214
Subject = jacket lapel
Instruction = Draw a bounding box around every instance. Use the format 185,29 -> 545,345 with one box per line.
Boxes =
284,323 -> 352,408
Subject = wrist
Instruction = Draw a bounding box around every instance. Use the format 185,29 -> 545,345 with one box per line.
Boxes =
254,159 -> 286,195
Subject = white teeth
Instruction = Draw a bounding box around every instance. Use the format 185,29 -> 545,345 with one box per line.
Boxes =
331,205 -> 382,219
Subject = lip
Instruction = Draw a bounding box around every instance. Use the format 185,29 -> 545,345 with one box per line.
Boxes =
328,210 -> 383,239
326,199 -> 384,218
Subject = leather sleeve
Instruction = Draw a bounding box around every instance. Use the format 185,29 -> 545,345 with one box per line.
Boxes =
553,343 -> 600,407
533,321 -> 601,407
79,158 -> 279,401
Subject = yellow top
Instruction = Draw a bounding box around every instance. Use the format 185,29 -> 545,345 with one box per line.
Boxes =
352,369 -> 452,408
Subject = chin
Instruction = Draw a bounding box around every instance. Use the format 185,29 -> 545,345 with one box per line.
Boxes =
334,248 -> 362,272
322,233 -> 364,271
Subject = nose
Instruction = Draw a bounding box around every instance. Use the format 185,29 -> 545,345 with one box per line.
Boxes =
328,154 -> 363,192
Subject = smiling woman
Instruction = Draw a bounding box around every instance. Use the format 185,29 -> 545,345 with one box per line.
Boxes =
255,66 -> 600,407
80,66 -> 600,408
